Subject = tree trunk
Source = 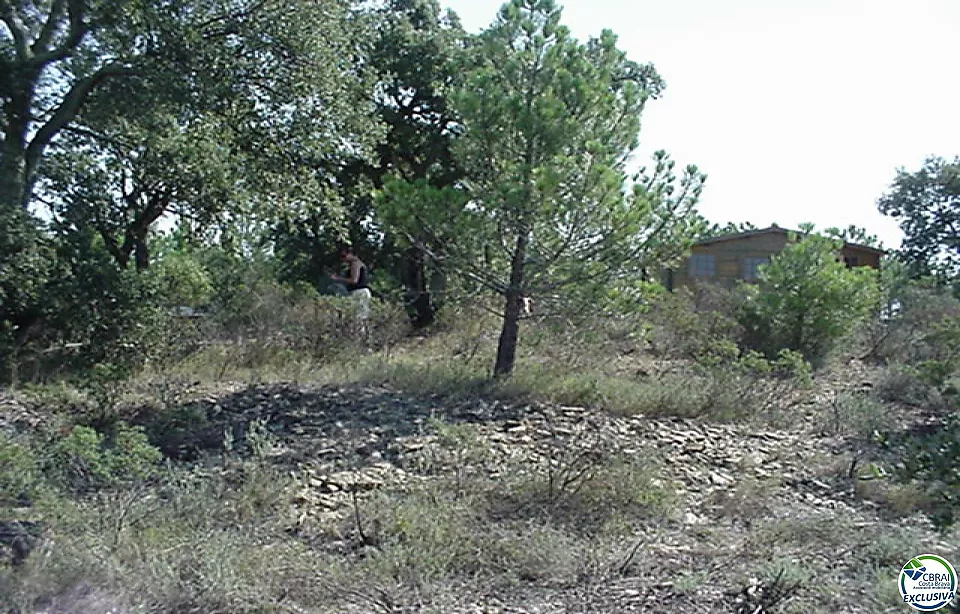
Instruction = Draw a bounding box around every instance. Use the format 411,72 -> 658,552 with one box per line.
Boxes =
494,228 -> 529,377
792,310 -> 805,355
494,289 -> 524,377
1,69 -> 35,210
134,236 -> 150,271
0,152 -> 27,212
406,245 -> 435,328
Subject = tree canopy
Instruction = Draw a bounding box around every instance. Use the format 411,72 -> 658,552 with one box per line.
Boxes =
879,156 -> 960,287
379,0 -> 706,375
1,0 -> 711,382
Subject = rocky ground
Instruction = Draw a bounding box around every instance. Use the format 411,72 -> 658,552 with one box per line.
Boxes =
2,375 -> 957,613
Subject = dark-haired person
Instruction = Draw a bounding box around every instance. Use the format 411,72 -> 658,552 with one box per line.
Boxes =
330,244 -> 371,319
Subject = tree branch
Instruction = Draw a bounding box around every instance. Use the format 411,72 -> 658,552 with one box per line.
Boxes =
0,1 -> 30,60
92,203 -> 125,266
32,0 -> 67,56
30,0 -> 87,66
60,124 -> 137,150
24,62 -> 134,182
196,0 -> 271,34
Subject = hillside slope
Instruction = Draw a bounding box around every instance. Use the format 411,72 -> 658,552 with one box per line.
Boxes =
3,371 -> 956,613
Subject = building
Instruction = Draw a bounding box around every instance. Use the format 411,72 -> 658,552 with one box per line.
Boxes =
665,225 -> 884,290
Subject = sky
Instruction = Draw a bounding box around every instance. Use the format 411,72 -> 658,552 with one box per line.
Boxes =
440,0 -> 960,249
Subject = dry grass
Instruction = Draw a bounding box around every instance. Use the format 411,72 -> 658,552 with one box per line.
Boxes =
3,302 -> 958,613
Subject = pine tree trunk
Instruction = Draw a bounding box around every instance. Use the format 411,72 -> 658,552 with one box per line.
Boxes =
494,289 -> 523,377
493,228 -> 529,377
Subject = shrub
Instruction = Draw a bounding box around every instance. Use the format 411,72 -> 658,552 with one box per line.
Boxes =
827,392 -> 888,440
490,430 -> 675,535
150,251 -> 214,309
0,434 -> 43,507
0,208 -> 55,386
48,423 -> 162,494
875,365 -> 953,410
702,349 -> 812,420
3,234 -> 170,384
521,286 -> 656,371
893,412 -> 960,531
738,229 -> 881,364
646,284 -> 744,365
865,281 -> 960,370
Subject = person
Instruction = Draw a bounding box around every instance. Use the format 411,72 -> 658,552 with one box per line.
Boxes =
329,244 -> 372,319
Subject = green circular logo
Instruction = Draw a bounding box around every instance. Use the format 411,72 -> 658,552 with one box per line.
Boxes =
899,554 -> 957,611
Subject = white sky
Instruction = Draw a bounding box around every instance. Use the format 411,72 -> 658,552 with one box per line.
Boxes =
441,0 -> 960,249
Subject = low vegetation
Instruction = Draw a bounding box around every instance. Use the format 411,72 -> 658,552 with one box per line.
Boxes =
2,0 -> 958,611
2,244 -> 958,611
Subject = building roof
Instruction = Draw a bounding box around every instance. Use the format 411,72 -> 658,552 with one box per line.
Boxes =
694,225 -> 887,255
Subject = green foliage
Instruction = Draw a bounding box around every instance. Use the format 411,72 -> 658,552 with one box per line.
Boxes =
2,0 -> 384,383
0,434 -> 42,507
50,423 -> 162,494
44,114 -> 242,271
878,156 -> 960,288
825,225 -> 883,249
895,412 -> 960,530
356,0 -> 466,329
738,229 -> 881,363
877,279 -> 960,361
149,238 -> 214,308
913,317 -> 960,390
77,362 -> 132,423
647,284 -> 744,365
699,220 -> 758,239
0,208 -> 55,384
863,280 -> 960,406
380,0 -> 704,375
2,225 -> 171,384
874,366 -> 948,409
696,350 -> 811,422
827,392 -> 888,441
376,178 -> 471,262
737,348 -> 812,383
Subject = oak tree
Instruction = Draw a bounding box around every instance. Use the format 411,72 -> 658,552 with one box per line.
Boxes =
879,156 -> 960,286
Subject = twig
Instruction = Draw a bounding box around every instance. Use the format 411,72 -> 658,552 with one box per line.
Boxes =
618,539 -> 646,575
351,487 -> 368,546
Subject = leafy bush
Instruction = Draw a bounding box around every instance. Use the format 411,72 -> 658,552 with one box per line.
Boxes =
149,247 -> 214,308
738,230 -> 881,364
0,434 -> 42,507
0,208 -> 55,385
1,230 -> 171,384
520,285 -> 657,371
865,280 -> 960,370
894,412 -> 960,531
646,284 -> 743,365
49,423 -> 162,494
874,362 -> 959,412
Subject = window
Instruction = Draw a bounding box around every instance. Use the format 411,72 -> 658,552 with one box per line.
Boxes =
742,257 -> 769,281
844,256 -> 859,268
689,253 -> 716,278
